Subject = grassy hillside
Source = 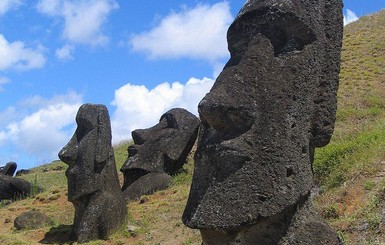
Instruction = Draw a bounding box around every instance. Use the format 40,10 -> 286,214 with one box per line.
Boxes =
313,9 -> 385,244
1,10 -> 385,245
0,142 -> 200,245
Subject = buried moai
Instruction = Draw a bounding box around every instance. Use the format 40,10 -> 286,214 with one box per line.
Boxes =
183,0 -> 343,244
0,161 -> 32,200
59,104 -> 127,243
121,108 -> 200,201
0,162 -> 17,176
0,174 -> 31,200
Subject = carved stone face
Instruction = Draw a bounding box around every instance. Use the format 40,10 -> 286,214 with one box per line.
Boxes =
183,0 -> 343,229
121,108 -> 200,191
59,104 -> 111,201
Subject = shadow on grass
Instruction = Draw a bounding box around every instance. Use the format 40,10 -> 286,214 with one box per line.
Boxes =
40,224 -> 73,244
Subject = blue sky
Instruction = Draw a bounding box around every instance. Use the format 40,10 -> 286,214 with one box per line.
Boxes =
0,0 -> 384,170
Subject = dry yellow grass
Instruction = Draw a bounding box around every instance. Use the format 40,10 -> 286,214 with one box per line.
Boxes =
1,9 -> 385,245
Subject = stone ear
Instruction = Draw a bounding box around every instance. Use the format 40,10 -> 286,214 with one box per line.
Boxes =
310,0 -> 343,148
94,110 -> 110,173
311,80 -> 338,148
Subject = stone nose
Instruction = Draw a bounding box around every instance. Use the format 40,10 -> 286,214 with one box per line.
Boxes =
198,94 -> 228,132
198,93 -> 254,135
58,143 -> 77,166
132,129 -> 146,145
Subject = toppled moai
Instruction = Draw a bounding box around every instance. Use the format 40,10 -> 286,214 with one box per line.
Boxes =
121,108 -> 200,201
183,0 -> 343,244
59,104 -> 127,243
0,174 -> 31,200
0,162 -> 17,176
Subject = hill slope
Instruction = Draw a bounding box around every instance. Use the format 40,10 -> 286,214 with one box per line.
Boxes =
1,10 -> 385,245
313,9 -> 385,244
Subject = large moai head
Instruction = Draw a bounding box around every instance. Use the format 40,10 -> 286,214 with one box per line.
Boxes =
183,0 -> 343,238
121,108 -> 200,201
59,104 -> 119,201
59,104 -> 126,242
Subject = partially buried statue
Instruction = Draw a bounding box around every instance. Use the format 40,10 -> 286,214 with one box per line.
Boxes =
0,162 -> 17,176
0,161 -> 32,200
0,174 -> 31,200
59,104 -> 127,243
121,108 -> 200,201
183,0 -> 343,244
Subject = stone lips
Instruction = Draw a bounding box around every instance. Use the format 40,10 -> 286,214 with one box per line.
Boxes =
58,104 -> 127,243
121,108 -> 200,201
183,0 -> 343,243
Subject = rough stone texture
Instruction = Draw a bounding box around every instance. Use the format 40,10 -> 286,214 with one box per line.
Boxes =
0,162 -> 17,176
0,174 -> 31,200
182,0 -> 343,244
14,211 -> 54,230
121,108 -> 200,201
58,104 -> 127,243
15,169 -> 30,176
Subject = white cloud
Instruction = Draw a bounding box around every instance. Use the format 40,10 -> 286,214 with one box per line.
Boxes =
0,0 -> 21,15
344,9 -> 359,26
55,44 -> 75,60
0,92 -> 82,162
0,77 -> 10,92
0,34 -> 46,71
37,0 -> 119,46
0,106 -> 17,128
111,77 -> 214,143
129,1 -> 233,63
36,0 -> 60,14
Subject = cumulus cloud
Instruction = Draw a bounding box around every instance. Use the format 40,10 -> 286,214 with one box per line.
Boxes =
130,2 -> 232,63
0,0 -> 21,15
0,77 -> 10,92
0,34 -> 46,71
55,44 -> 75,60
37,0 -> 119,46
344,9 -> 359,26
0,92 -> 82,163
111,77 -> 214,143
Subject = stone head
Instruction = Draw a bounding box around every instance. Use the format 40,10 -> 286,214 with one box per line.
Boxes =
183,0 -> 343,229
58,104 -> 114,201
121,108 -> 200,189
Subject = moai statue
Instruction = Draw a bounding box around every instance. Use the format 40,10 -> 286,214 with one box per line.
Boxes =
121,108 -> 200,201
183,0 -> 343,244
59,104 -> 127,243
0,174 -> 31,200
0,162 -> 17,176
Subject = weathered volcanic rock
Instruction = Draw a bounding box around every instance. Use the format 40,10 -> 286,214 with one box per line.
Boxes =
58,104 -> 127,243
0,175 -> 31,200
121,108 -> 200,201
14,211 -> 54,230
0,162 -> 17,176
182,0 -> 343,244
15,169 -> 30,176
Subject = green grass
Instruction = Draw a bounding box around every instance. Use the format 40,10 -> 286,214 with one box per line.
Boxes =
314,119 -> 385,190
311,10 -> 385,244
113,140 -> 133,170
2,9 -> 385,245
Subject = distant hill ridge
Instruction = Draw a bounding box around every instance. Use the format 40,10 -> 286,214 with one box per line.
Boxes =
1,9 -> 385,245
313,9 -> 385,245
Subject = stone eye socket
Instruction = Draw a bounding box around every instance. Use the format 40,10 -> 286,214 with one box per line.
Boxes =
260,11 -> 316,56
228,8 -> 316,57
160,113 -> 178,129
75,118 -> 93,142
